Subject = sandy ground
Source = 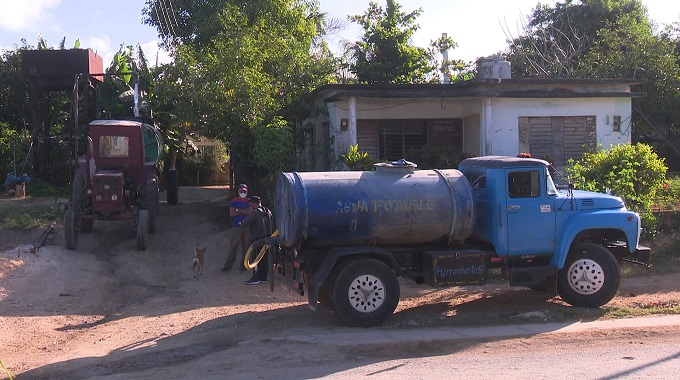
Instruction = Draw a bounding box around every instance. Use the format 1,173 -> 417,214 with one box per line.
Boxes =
0,187 -> 679,379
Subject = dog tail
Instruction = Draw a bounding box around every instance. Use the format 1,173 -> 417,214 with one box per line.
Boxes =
192,258 -> 199,279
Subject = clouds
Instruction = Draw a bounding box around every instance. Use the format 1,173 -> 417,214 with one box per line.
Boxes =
0,0 -> 61,32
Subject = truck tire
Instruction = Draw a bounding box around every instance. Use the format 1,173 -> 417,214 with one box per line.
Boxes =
557,242 -> 620,307
72,170 -> 93,233
64,208 -> 78,250
331,258 -> 400,327
142,173 -> 159,233
137,210 -> 149,251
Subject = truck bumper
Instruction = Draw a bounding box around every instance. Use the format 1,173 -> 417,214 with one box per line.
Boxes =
633,245 -> 651,264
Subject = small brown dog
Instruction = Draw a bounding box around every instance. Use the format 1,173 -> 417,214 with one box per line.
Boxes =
192,244 -> 206,279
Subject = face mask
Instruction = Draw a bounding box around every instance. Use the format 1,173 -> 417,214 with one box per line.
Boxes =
239,192 -> 247,198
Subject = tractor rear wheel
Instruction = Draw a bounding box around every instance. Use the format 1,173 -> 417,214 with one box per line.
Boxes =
64,208 -> 78,250
137,210 -> 149,251
72,170 -> 93,232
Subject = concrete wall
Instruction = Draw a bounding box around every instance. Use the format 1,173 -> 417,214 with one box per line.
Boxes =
489,97 -> 632,156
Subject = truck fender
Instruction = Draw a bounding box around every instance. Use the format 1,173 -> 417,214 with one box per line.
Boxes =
307,246 -> 402,308
551,210 -> 640,269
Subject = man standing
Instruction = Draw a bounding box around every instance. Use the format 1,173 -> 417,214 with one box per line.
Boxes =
241,195 -> 273,285
222,183 -> 251,272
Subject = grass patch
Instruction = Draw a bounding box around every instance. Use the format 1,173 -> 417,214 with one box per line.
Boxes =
0,197 -> 64,229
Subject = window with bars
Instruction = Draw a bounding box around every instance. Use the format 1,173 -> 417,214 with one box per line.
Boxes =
364,119 -> 458,161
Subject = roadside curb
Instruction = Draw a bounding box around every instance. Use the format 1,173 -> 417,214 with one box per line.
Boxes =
271,315 -> 680,347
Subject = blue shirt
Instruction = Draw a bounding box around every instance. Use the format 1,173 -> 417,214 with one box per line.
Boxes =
230,196 -> 251,227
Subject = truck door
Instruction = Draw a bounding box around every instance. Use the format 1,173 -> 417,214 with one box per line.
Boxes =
505,169 -> 556,256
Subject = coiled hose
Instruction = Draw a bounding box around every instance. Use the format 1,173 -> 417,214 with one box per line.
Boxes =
243,230 -> 279,270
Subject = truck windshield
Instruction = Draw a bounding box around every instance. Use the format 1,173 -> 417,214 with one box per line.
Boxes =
546,168 -> 558,196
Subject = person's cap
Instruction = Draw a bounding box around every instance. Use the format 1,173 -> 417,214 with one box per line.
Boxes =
238,184 -> 248,191
249,196 -> 261,203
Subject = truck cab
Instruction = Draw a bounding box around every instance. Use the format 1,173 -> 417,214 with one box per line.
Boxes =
459,156 -> 648,271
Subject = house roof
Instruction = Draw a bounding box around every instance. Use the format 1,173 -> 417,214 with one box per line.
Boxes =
315,78 -> 646,102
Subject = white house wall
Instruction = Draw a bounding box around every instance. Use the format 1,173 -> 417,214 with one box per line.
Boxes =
489,97 -> 632,156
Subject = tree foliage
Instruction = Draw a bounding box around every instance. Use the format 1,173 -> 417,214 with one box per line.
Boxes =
505,0 -> 650,78
142,0 -> 336,189
348,0 -> 465,84
504,0 -> 680,169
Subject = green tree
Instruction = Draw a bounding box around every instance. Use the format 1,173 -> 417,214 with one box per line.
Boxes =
505,0 -> 650,78
504,0 -> 680,168
0,45 -> 30,130
142,0 -> 336,191
348,0 -> 435,83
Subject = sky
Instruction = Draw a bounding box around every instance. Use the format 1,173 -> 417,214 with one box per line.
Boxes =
1,0 -> 679,67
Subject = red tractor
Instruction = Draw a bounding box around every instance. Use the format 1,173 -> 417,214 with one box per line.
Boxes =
64,120 -> 163,251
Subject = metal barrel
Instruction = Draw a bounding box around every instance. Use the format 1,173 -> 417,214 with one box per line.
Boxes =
274,163 -> 476,249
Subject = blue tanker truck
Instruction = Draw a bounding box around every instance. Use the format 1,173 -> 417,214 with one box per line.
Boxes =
269,156 -> 651,327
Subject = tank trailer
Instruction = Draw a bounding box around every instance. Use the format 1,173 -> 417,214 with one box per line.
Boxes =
269,156 -> 651,327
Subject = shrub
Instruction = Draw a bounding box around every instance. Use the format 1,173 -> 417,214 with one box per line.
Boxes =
566,143 -> 667,236
654,175 -> 680,211
341,144 -> 376,171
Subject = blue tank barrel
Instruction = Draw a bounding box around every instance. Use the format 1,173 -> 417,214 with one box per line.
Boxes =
274,161 -> 476,249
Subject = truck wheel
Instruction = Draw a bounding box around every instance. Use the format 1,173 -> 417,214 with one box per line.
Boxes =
331,258 -> 400,327
557,242 -> 620,307
72,170 -> 93,232
143,173 -> 159,233
137,210 -> 149,251
64,208 -> 78,250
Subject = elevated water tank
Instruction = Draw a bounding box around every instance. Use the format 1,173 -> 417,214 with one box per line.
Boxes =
477,58 -> 511,80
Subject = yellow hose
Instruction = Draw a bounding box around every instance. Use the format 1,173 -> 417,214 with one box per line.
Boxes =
244,230 -> 279,270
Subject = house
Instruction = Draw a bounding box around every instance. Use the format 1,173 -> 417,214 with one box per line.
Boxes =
298,59 -> 644,170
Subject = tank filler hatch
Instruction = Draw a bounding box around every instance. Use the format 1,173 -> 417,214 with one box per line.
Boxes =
374,159 -> 417,174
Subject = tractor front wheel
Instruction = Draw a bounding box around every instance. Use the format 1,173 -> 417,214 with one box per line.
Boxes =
143,173 -> 159,233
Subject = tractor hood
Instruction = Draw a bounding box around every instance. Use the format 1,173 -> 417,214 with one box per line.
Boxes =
571,190 -> 626,210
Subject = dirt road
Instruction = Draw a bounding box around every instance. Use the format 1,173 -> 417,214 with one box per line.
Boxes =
1,187 -> 679,379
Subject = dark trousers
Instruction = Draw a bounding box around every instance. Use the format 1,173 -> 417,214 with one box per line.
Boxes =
250,238 -> 269,281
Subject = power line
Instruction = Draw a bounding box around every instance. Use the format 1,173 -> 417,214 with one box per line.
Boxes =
153,1 -> 167,37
